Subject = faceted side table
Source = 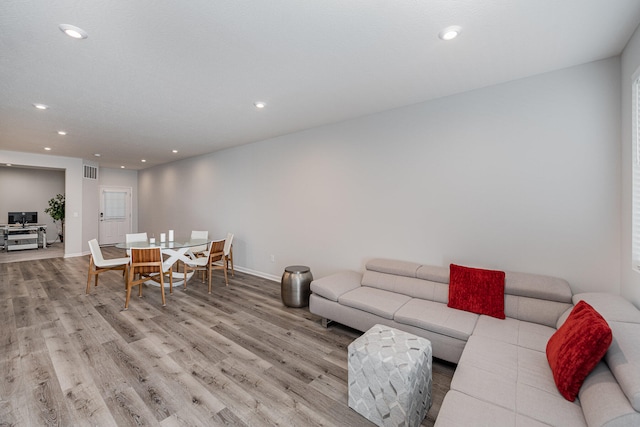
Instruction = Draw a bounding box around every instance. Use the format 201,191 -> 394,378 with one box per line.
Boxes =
281,265 -> 313,307
348,324 -> 432,427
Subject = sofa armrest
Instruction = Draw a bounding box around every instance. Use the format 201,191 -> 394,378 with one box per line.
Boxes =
310,270 -> 362,302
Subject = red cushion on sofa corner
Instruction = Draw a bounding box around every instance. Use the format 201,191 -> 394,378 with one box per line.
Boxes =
546,300 -> 612,401
448,264 -> 505,319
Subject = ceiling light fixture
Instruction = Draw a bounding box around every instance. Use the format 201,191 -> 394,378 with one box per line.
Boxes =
141,159 -> 146,163
6,164 -> 12,167
44,147 -> 52,151
120,165 -> 125,169
94,153 -> 101,157
33,103 -> 49,110
57,130 -> 67,135
172,149 -> 178,153
438,26 -> 461,41
254,101 -> 266,109
59,24 -> 88,39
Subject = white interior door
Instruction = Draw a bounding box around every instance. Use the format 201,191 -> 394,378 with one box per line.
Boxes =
99,186 -> 132,245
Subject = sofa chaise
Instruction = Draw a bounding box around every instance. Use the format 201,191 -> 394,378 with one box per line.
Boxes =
309,258 -> 640,426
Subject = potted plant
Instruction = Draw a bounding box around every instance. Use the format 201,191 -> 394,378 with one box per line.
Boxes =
45,193 -> 65,243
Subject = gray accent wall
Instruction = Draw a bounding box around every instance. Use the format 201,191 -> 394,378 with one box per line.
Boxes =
139,57 -> 622,294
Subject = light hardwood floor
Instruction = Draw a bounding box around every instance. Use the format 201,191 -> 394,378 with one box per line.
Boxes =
0,247 -> 454,426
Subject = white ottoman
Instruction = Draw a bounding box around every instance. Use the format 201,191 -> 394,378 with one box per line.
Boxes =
348,324 -> 432,427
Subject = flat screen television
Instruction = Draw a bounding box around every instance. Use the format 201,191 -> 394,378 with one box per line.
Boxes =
8,211 -> 38,225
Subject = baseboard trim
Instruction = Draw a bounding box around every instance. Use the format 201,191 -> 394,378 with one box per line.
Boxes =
64,251 -> 87,258
234,266 -> 280,282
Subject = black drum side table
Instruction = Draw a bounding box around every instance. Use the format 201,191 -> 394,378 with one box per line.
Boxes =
281,265 -> 313,307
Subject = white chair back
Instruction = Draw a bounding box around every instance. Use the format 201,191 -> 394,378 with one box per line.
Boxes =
190,230 -> 208,254
88,239 -> 105,265
191,230 -> 208,239
223,233 -> 234,256
126,232 -> 148,244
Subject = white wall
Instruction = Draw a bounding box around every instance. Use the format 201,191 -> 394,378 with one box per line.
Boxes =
0,151 -> 84,256
139,58 -> 621,293
0,151 -> 139,256
0,166 -> 65,241
621,25 -> 640,307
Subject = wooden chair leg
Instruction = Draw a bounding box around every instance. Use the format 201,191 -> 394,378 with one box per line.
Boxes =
125,270 -> 133,309
183,263 -> 188,290
86,257 -> 94,294
208,265 -> 212,294
223,265 -> 228,287
169,268 -> 173,295
159,271 -> 166,306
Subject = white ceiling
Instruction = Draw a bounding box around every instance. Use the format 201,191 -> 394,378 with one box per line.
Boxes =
1,0 -> 640,170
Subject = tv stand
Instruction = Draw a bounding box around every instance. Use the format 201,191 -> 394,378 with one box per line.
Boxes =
1,225 -> 47,251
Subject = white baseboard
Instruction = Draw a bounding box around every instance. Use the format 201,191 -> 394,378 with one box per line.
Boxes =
233,265 -> 280,282
64,251 -> 88,258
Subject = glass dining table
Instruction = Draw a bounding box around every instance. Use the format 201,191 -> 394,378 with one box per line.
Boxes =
115,236 -> 211,287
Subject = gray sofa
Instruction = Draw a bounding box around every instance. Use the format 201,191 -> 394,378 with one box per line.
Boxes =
309,258 -> 640,426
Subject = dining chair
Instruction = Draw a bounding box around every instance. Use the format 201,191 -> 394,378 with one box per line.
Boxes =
125,232 -> 148,256
86,239 -> 129,294
125,247 -> 173,309
183,238 -> 227,293
189,230 -> 208,256
224,232 -> 235,277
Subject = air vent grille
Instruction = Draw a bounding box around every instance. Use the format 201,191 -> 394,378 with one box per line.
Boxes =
83,165 -> 98,180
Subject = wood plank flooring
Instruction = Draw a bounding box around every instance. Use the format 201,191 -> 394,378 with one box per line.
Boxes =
0,247 -> 454,426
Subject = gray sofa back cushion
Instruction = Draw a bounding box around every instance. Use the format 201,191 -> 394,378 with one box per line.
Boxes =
579,362 -> 640,427
573,293 -> 640,412
504,295 -> 572,328
364,258 -> 573,327
504,271 -> 572,303
365,258 -> 421,278
362,270 -> 449,303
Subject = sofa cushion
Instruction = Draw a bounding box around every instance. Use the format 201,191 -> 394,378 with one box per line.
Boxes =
393,298 -> 478,341
546,301 -> 612,401
365,258 -> 420,278
504,271 -> 572,303
310,270 -> 362,302
448,264 -> 505,319
505,294 -> 572,328
605,321 -> 640,412
579,361 -> 640,427
362,270 -> 442,301
415,264 -> 449,283
573,292 -> 640,323
451,336 -> 587,426
472,315 -> 555,352
338,287 -> 411,320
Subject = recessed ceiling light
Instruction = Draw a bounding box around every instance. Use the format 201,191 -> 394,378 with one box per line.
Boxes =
6,164 -> 12,167
172,149 -> 178,153
59,24 -> 88,39
438,26 -> 461,41
141,159 -> 146,163
57,130 -> 67,135
254,101 -> 266,109
120,165 -> 125,169
44,147 -> 52,151
33,103 -> 49,110
94,153 -> 101,157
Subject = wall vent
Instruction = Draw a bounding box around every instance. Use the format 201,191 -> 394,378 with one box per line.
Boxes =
83,164 -> 98,180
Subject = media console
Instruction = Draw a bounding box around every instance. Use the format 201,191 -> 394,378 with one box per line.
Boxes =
1,224 -> 47,251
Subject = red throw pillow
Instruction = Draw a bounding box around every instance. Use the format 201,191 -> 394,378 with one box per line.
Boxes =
448,264 -> 505,319
546,300 -> 612,401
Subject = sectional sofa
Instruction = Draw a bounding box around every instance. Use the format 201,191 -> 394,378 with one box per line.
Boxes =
309,258 -> 640,426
